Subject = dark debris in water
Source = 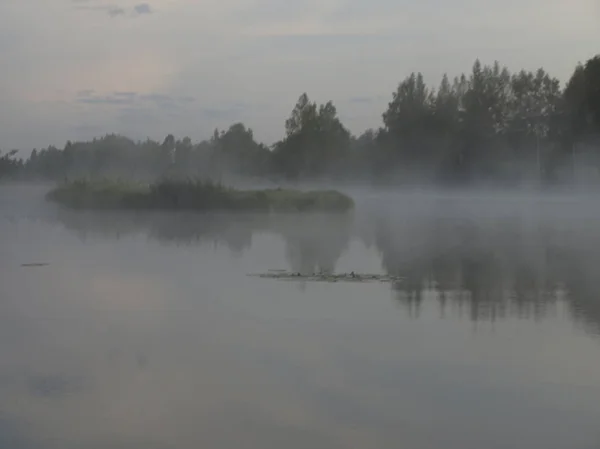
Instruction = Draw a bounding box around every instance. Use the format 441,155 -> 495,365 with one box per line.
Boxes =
248,271 -> 403,283
21,263 -> 49,267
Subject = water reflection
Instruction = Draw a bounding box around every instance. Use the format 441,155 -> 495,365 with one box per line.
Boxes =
51,208 -> 354,274
367,203 -> 600,334
4,188 -> 600,449
47,202 -> 600,334
281,214 -> 352,275
52,208 -> 260,254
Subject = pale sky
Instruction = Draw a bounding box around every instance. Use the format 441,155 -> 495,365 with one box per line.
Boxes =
1,0 -> 599,151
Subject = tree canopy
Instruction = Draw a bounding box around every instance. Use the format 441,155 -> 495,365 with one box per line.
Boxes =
2,55 -> 599,186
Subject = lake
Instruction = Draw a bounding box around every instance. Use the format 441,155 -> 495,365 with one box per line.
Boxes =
1,184 -> 600,449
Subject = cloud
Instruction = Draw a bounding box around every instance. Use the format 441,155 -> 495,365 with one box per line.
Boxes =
113,91 -> 138,98
72,3 -> 125,18
69,89 -> 268,143
133,3 -> 152,15
108,6 -> 126,17
78,95 -> 134,106
66,90 -> 253,141
75,91 -> 195,110
72,1 -> 152,18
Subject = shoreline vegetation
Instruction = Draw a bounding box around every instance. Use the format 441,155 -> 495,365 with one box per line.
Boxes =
45,179 -> 355,212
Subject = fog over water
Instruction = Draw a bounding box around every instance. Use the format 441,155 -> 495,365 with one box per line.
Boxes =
2,184 -> 600,449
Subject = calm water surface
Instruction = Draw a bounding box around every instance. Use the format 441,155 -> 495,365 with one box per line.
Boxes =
1,185 -> 600,449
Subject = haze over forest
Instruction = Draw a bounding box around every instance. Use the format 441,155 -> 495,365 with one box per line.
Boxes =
3,4 -> 600,446
2,55 -> 599,186
1,0 -> 599,186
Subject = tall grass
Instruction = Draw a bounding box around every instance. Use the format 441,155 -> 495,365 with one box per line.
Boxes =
46,178 -> 354,212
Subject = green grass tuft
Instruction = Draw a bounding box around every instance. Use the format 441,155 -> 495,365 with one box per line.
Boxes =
45,178 -> 354,212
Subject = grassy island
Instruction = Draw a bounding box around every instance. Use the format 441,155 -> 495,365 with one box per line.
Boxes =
45,179 -> 355,212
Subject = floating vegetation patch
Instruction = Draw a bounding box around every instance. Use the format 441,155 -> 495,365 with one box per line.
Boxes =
46,178 -> 355,213
248,270 -> 403,283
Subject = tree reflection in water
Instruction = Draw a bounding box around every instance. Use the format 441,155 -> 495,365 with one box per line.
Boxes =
369,202 -> 600,333
50,202 -> 600,333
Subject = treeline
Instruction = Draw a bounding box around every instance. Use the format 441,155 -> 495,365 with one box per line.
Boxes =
2,55 -> 600,186
0,150 -> 25,179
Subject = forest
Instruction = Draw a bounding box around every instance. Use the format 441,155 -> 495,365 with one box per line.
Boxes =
1,55 -> 599,187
